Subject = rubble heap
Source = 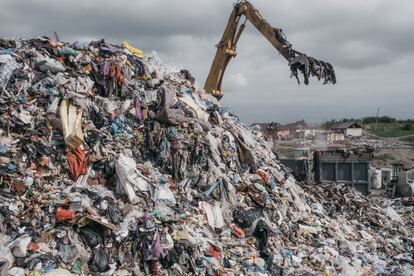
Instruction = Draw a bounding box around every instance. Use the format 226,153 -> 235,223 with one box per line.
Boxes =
0,37 -> 413,275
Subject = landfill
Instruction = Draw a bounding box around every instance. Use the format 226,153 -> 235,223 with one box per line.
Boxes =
0,37 -> 413,275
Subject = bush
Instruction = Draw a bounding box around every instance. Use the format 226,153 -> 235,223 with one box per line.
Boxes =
402,123 -> 413,131
362,116 -> 397,124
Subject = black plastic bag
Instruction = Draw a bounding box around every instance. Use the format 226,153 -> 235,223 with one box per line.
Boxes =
233,208 -> 263,228
90,247 -> 109,272
160,244 -> 184,269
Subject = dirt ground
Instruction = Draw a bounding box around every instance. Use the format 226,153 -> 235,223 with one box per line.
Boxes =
373,148 -> 414,167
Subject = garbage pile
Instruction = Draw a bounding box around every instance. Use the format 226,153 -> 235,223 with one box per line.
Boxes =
371,196 -> 414,233
0,37 -> 413,275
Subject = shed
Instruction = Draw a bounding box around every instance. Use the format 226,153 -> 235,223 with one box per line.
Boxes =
331,121 -> 363,137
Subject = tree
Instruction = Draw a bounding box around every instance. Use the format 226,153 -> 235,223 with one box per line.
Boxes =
402,123 -> 413,131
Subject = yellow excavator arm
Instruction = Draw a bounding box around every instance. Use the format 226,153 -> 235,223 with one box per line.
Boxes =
204,0 -> 336,100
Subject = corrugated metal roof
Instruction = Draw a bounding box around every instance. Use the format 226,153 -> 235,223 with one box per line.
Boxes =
331,121 -> 362,129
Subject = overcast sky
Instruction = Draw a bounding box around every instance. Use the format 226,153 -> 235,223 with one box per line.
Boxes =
1,0 -> 413,124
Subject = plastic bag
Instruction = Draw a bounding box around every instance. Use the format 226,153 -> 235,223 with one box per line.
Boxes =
233,208 -> 263,228
121,41 -> 144,58
115,154 -> 153,204
90,247 -> 109,272
59,47 -> 78,56
153,176 -> 176,206
73,41 -> 89,50
10,235 -> 31,257
33,56 -> 65,73
160,244 -> 183,269
199,201 -> 224,229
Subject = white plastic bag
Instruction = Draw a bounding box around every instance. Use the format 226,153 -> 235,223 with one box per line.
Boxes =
154,183 -> 176,206
10,235 -> 31,257
115,154 -> 153,204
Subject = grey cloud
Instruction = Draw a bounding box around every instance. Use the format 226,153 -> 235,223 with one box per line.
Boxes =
239,0 -> 414,69
1,0 -> 413,123
2,0 -> 412,70
0,0 -> 229,38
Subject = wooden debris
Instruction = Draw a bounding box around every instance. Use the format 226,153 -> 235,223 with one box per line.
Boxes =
60,99 -> 83,149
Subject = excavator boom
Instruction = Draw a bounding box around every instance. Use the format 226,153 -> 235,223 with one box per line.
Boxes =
204,0 -> 336,100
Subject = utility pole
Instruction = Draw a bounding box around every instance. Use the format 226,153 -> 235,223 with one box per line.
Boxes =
375,106 -> 383,132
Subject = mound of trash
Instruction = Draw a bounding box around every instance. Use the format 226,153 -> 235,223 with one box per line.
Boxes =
0,37 -> 412,275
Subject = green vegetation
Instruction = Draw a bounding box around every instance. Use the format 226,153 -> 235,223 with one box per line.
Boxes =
322,116 -> 414,138
321,119 -> 354,129
401,123 -> 413,131
321,116 -> 404,129
362,116 -> 402,124
366,122 -> 414,137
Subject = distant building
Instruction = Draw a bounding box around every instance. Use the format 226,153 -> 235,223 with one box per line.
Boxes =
315,131 -> 345,144
252,120 -> 323,141
331,121 -> 363,137
276,126 -> 290,139
326,131 -> 345,143
303,123 -> 324,139
250,122 -> 280,141
277,120 -> 309,139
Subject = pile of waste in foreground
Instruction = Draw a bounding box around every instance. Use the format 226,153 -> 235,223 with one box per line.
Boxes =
0,37 -> 413,276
